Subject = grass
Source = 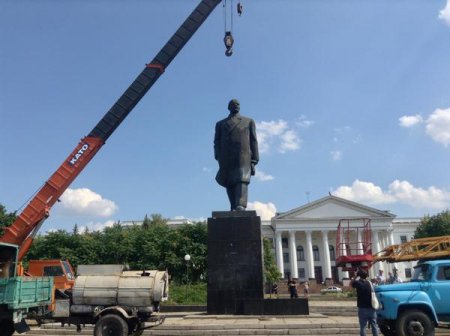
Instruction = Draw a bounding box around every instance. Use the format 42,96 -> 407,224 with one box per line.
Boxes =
166,282 -> 207,305
165,283 -> 356,305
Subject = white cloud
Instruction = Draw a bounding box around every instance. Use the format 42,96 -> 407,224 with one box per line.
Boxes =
399,107 -> 450,147
279,130 -> 301,153
399,114 -> 423,128
333,180 -> 396,204
296,115 -> 315,128
255,170 -> 275,182
425,108 -> 450,147
330,150 -> 342,161
247,201 -> 277,220
439,0 -> 450,25
333,179 -> 450,209
388,180 -> 450,209
256,120 -> 301,154
60,188 -> 118,217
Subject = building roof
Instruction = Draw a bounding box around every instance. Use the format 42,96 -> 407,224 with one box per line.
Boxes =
274,195 -> 396,222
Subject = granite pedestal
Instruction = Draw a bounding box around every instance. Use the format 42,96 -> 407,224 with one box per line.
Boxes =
207,211 -> 308,315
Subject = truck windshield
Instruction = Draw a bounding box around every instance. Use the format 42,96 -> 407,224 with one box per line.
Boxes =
62,261 -> 75,280
411,263 -> 431,281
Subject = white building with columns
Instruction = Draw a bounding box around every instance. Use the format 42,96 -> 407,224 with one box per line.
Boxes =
262,195 -> 421,284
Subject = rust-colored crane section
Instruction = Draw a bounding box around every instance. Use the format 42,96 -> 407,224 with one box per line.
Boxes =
0,0 -> 222,263
1,137 -> 104,260
374,235 -> 450,263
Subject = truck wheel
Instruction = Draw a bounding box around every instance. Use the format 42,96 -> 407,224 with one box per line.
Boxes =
0,319 -> 14,336
379,322 -> 396,336
396,310 -> 435,336
94,314 -> 128,336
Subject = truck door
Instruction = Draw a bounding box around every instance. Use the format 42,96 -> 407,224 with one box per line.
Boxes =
429,263 -> 450,322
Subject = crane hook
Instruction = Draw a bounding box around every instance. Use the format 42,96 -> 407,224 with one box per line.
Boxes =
224,31 -> 234,57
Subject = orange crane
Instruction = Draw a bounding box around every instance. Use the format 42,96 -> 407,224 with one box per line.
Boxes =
0,0 -> 224,289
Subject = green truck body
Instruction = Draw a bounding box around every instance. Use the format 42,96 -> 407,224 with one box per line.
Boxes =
0,242 -> 53,335
0,276 -> 53,310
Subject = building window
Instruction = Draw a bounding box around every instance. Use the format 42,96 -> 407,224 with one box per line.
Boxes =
298,268 -> 305,278
283,252 -> 290,263
329,245 -> 335,261
313,245 -> 320,261
400,235 -> 408,244
405,268 -> 412,278
297,245 -> 305,261
282,238 -> 288,248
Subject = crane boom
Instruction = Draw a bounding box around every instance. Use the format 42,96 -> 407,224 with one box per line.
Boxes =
373,235 -> 450,263
1,0 -> 222,261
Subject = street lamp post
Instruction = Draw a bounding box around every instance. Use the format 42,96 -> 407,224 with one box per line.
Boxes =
184,254 -> 191,302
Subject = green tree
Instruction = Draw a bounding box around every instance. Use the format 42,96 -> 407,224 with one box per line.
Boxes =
263,238 -> 282,284
142,215 -> 151,230
0,203 -> 17,236
23,216 -> 208,283
72,224 -> 79,235
149,213 -> 167,226
174,222 -> 207,283
414,210 -> 450,239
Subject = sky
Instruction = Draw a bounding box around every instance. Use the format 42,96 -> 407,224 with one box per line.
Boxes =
2,0 -> 450,234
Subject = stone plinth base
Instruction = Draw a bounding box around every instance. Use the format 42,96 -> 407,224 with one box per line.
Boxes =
207,211 -> 263,315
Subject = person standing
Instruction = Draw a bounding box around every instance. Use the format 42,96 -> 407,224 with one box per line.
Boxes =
271,283 -> 279,298
375,269 -> 385,285
303,281 -> 309,297
287,277 -> 298,298
392,268 -> 403,283
214,99 -> 259,211
387,271 -> 394,284
351,269 -> 379,336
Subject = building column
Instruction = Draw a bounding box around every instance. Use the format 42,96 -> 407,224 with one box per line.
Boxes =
384,231 -> 388,250
388,229 -> 395,246
321,230 -> 332,280
275,231 -> 284,278
289,231 -> 298,279
305,230 -> 315,280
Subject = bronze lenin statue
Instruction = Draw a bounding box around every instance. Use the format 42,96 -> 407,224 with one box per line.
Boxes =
214,99 -> 259,211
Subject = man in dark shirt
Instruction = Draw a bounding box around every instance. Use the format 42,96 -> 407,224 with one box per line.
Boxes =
351,269 -> 379,336
287,277 -> 298,298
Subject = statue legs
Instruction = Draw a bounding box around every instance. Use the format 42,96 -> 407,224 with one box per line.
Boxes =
226,182 -> 248,211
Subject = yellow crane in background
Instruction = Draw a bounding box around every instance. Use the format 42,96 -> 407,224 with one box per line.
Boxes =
374,235 -> 450,263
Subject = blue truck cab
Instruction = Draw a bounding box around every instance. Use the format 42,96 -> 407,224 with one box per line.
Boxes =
376,260 -> 450,336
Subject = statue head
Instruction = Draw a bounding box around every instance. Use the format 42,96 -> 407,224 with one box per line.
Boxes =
228,99 -> 240,115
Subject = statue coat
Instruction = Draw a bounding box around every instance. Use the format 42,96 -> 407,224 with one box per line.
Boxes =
214,113 -> 259,187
